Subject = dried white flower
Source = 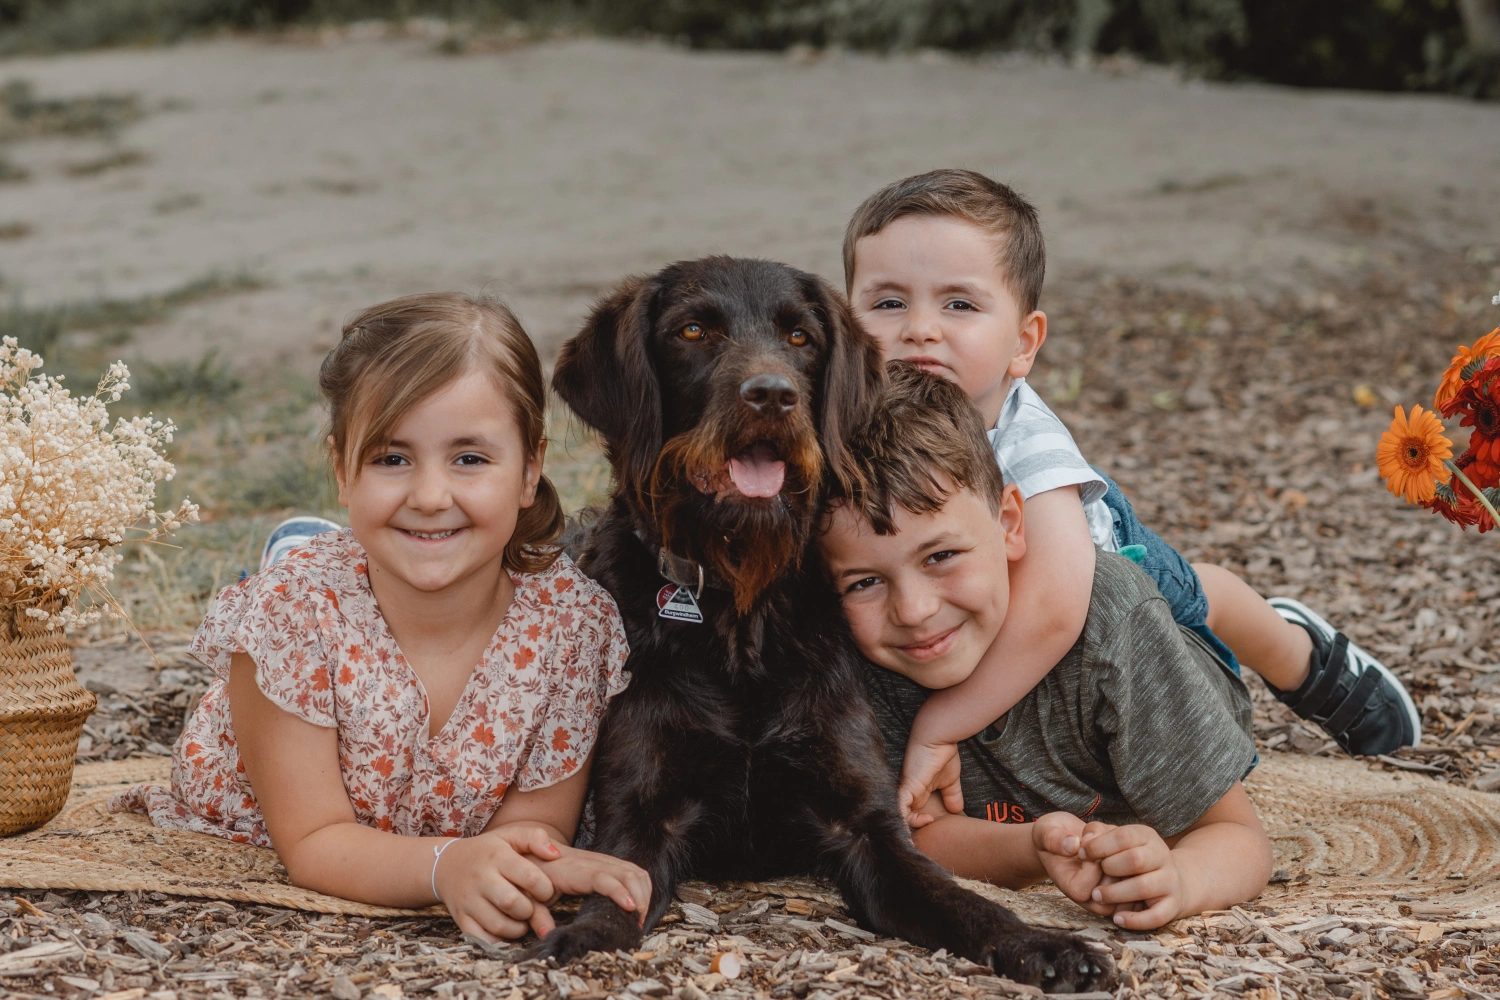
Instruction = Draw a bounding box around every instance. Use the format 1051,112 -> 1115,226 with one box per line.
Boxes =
0,337 -> 199,629
1493,290 -> 1499,306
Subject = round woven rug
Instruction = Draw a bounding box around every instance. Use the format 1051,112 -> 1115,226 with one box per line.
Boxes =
1,753 -> 1496,929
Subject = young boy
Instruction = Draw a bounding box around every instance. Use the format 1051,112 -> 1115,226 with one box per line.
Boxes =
841,169 -> 1421,823
820,364 -> 1274,929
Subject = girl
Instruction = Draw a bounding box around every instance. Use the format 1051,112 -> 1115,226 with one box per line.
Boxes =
113,293 -> 647,942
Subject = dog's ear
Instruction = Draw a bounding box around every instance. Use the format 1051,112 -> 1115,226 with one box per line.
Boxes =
801,274 -> 885,497
553,274 -> 663,493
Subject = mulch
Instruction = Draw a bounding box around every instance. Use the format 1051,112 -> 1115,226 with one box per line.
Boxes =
4,246 -> 1500,999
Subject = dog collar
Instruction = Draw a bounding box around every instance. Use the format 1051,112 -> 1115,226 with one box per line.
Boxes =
633,530 -> 729,599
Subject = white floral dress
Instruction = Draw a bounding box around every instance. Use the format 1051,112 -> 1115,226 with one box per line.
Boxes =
111,530 -> 629,847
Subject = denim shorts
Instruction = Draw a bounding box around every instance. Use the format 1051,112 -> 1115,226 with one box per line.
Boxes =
1093,468 -> 1241,676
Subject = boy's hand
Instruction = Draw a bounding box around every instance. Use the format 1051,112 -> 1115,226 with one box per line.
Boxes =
1032,812 -> 1116,915
899,742 -> 963,828
1078,824 -> 1188,930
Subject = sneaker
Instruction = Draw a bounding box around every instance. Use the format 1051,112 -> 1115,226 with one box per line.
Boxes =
1266,597 -> 1421,756
259,516 -> 342,572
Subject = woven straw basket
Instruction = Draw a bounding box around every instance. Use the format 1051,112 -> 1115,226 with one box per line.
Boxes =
0,609 -> 95,836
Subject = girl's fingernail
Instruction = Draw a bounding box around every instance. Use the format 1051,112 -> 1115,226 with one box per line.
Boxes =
625,897 -> 636,909
1113,914 -> 1125,926
1091,889 -> 1102,902
1063,837 -> 1077,853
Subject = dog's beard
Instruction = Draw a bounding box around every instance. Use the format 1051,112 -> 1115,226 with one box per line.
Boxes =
646,417 -> 823,613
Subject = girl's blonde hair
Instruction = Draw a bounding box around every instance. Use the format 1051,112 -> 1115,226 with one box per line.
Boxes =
320,292 -> 564,574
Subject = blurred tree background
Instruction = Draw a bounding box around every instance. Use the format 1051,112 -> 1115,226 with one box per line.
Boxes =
0,0 -> 1495,97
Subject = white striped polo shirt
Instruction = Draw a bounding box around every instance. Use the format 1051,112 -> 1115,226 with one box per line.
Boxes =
987,378 -> 1117,551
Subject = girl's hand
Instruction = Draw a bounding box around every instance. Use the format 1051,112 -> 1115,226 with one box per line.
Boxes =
1077,824 -> 1185,930
533,845 -> 653,926
1032,812 -> 1115,915
899,742 -> 963,828
489,822 -> 652,925
433,830 -> 558,942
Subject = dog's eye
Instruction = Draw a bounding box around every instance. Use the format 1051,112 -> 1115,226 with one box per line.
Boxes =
680,323 -> 705,342
789,329 -> 808,347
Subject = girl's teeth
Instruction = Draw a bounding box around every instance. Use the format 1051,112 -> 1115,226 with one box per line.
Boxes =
410,529 -> 457,540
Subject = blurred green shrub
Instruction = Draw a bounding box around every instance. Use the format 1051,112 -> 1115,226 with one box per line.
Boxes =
134,349 -> 243,407
0,0 -> 311,51
0,0 -> 1493,96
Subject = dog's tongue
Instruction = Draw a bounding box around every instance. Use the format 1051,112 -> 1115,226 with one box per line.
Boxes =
727,444 -> 785,498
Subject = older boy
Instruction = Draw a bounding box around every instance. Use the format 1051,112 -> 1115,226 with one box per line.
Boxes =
842,169 -> 1420,823
820,365 -> 1272,929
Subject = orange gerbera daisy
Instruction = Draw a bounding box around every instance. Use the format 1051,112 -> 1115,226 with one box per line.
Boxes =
1434,327 -> 1500,409
1377,404 -> 1452,503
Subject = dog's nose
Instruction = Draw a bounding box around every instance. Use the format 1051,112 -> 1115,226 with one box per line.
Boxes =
740,374 -> 798,415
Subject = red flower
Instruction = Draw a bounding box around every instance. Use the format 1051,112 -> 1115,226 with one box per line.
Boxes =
551,727 -> 572,752
434,778 -> 456,799
372,755 -> 395,777
311,665 -> 331,692
472,723 -> 495,747
513,647 -> 536,670
346,644 -> 365,664
1424,456 -> 1497,532
1441,356 -> 1500,468
183,741 -> 203,759
338,665 -> 354,685
1422,482 -> 1480,529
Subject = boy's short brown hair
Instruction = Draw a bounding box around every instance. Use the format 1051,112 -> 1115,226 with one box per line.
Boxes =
825,361 -> 1004,536
842,168 -> 1046,314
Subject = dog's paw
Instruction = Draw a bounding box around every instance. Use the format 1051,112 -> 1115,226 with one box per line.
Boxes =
530,907 -> 642,965
987,928 -> 1115,994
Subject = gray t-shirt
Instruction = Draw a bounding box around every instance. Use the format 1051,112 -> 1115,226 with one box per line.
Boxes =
863,550 -> 1256,838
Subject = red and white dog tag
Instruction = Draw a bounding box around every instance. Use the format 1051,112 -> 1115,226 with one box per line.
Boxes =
657,584 -> 704,623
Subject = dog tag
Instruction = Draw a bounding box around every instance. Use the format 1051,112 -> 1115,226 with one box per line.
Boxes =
656,584 -> 704,623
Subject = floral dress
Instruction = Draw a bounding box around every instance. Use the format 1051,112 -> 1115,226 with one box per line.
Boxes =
110,530 -> 629,847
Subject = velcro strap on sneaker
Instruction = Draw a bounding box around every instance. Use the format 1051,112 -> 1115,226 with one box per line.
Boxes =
1322,655 -> 1386,738
1293,631 -> 1351,721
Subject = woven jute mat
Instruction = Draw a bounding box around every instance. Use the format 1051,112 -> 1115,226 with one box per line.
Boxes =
1,754 -> 1497,929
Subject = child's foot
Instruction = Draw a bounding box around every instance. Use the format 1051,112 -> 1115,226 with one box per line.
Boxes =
1265,597 -> 1421,756
260,516 -> 342,572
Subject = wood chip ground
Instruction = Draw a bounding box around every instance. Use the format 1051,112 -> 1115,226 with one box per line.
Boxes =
6,249 -> 1500,1000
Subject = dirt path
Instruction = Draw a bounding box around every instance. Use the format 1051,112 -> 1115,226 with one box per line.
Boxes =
0,32 -> 1497,369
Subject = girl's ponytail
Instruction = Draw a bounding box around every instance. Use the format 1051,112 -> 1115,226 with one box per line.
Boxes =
507,474 -> 565,573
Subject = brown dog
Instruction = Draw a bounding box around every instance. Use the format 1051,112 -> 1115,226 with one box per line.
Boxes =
540,256 -> 1110,993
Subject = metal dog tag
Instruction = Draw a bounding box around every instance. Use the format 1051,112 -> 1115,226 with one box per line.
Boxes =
656,584 -> 704,623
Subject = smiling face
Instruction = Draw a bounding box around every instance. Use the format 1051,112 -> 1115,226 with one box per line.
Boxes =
334,369 -> 542,596
820,481 -> 1026,689
849,214 -> 1045,427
